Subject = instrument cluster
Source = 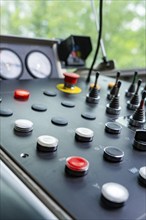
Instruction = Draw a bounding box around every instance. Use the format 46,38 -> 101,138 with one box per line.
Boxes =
0,35 -> 61,80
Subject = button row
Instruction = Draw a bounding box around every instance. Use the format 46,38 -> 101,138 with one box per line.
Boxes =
12,119 -> 146,187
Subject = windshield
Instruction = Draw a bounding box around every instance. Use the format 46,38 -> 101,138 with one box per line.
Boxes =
1,0 -> 146,70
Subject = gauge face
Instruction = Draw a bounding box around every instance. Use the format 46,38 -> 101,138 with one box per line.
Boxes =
26,51 -> 52,78
0,49 -> 23,79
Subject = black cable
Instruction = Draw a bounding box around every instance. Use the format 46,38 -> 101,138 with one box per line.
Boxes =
86,0 -> 103,83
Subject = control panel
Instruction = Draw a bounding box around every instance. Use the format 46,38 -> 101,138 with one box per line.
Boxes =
0,72 -> 146,220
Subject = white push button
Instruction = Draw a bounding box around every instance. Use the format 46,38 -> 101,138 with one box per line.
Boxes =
14,119 -> 33,132
37,135 -> 58,152
101,182 -> 129,207
139,166 -> 146,186
75,127 -> 94,142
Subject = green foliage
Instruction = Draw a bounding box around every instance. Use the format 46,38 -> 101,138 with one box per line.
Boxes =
0,0 -> 145,69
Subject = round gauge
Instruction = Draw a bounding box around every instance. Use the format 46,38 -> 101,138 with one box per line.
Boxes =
0,49 -> 23,79
26,51 -> 52,78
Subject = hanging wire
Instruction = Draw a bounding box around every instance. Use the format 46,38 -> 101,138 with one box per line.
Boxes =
86,0 -> 103,83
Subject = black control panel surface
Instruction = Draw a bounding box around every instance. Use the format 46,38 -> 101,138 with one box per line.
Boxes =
0,76 -> 146,220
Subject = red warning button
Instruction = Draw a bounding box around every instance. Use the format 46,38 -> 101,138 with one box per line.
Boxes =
63,73 -> 80,85
66,156 -> 89,171
14,89 -> 30,101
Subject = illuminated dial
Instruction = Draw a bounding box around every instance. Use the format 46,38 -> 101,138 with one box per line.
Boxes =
26,51 -> 52,78
0,49 -> 22,79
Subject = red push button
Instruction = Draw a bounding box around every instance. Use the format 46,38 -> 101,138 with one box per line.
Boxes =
63,73 -> 80,85
14,89 -> 30,100
65,156 -> 89,177
66,156 -> 89,171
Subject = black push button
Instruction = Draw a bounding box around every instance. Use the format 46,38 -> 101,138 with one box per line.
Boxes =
51,116 -> 68,126
0,108 -> 13,117
81,112 -> 96,120
103,146 -> 124,162
43,90 -> 57,97
105,122 -> 122,134
133,130 -> 146,151
31,104 -> 47,112
61,101 -> 75,108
